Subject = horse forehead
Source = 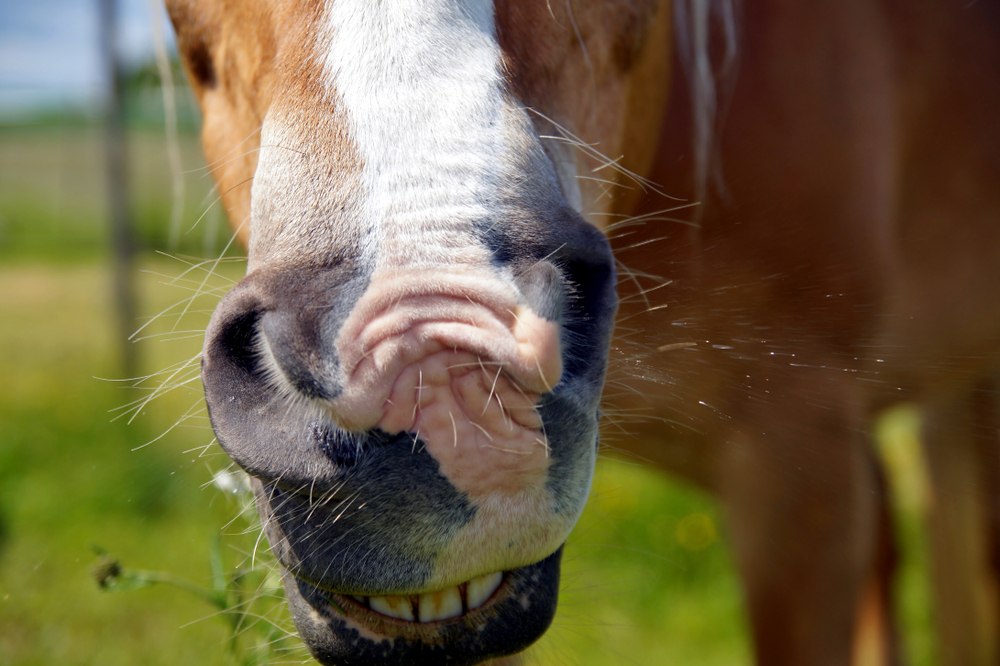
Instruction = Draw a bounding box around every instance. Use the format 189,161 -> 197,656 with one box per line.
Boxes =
315,0 -> 501,117
271,0 -> 500,75
268,3 -> 503,158
250,0 -> 552,266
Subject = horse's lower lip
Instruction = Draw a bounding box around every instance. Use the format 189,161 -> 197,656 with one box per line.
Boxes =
282,548 -> 562,666
285,548 -> 563,666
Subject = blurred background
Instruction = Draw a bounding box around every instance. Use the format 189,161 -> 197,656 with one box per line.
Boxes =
0,1 -> 934,664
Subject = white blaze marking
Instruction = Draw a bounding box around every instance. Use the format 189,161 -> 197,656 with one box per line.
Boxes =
322,0 -> 509,269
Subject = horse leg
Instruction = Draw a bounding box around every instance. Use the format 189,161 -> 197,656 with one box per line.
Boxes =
853,458 -> 900,666
717,364 -> 888,666
923,379 -> 1000,666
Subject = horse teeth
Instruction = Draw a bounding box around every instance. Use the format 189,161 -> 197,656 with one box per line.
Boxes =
465,571 -> 503,610
360,572 -> 503,622
418,585 -> 464,622
368,595 -> 415,621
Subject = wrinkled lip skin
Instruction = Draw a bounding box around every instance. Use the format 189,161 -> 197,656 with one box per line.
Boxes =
282,548 -> 563,666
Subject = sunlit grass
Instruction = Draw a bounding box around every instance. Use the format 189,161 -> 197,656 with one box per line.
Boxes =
877,405 -> 935,666
531,460 -> 751,666
0,258 -> 279,666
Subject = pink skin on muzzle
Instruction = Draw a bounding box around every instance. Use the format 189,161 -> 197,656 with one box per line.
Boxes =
331,268 -> 563,500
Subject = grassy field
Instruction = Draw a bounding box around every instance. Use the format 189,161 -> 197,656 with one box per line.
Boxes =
0,124 -> 229,262
0,125 -> 934,665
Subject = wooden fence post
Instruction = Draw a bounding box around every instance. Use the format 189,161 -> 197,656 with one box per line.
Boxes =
97,0 -> 139,379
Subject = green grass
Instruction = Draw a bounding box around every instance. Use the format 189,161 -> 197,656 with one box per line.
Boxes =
0,259 -> 304,665
540,463 -> 750,666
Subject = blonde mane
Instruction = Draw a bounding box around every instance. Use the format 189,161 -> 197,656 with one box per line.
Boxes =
674,0 -> 740,205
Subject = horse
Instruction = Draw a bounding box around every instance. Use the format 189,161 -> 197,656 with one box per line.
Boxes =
164,0 -> 1000,664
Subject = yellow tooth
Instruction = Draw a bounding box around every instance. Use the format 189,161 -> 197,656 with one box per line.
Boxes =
357,571 -> 503,622
369,595 -> 415,621
418,586 -> 463,622
466,571 -> 503,610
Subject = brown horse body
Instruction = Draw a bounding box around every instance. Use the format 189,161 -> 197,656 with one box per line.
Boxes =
167,0 -> 1000,664
611,1 -> 1000,663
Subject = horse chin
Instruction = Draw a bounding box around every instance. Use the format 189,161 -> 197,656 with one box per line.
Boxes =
283,548 -> 563,666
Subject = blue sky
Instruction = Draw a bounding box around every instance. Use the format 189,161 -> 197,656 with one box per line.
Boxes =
0,0 -> 176,114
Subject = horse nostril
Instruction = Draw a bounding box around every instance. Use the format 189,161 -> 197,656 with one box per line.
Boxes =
203,282 -> 266,385
214,309 -> 261,376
